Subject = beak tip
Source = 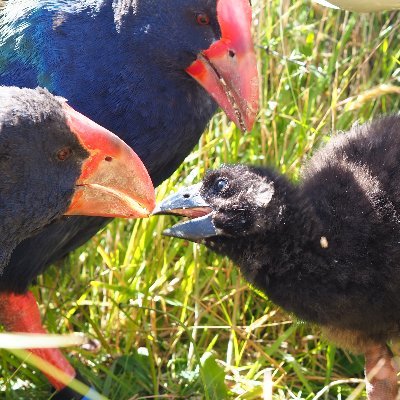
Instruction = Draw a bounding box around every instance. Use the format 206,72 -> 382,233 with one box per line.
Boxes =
245,122 -> 253,133
134,200 -> 155,218
162,228 -> 176,238
138,212 -> 151,218
151,205 -> 163,216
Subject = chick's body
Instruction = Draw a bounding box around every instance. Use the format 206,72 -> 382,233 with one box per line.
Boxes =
170,117 -> 400,351
158,116 -> 400,399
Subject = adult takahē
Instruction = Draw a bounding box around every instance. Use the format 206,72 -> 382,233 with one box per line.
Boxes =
0,85 -> 155,398
0,0 -> 258,397
0,85 -> 154,267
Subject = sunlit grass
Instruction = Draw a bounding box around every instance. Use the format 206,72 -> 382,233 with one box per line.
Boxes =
1,1 -> 400,399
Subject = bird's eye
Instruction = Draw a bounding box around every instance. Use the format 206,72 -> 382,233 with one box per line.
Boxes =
214,178 -> 228,193
56,147 -> 73,161
196,13 -> 210,25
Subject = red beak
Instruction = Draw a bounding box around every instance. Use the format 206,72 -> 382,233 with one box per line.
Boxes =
185,0 -> 259,132
62,103 -> 155,218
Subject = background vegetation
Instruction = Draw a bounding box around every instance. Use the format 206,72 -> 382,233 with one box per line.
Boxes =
1,0 -> 400,398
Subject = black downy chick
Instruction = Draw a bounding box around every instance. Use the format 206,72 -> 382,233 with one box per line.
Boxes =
0,86 -> 155,399
155,115 -> 400,400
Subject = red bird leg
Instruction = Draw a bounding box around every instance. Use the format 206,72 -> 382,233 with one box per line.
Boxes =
0,291 -> 75,390
365,343 -> 399,400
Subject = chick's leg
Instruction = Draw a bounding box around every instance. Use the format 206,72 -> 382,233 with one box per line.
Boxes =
365,343 -> 399,400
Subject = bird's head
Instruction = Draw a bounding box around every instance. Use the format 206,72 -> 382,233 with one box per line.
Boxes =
153,165 -> 285,243
0,87 -> 155,248
123,0 -> 258,132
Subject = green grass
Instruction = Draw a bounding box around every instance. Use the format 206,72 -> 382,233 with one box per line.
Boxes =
1,1 -> 400,399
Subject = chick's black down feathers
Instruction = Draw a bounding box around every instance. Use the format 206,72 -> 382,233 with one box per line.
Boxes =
193,116 -> 400,350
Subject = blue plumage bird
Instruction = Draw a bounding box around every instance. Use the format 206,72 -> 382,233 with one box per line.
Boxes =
0,0 -> 258,398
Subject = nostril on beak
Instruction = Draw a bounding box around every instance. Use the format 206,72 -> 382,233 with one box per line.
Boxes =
183,193 -> 190,199
104,156 -> 113,162
229,50 -> 235,58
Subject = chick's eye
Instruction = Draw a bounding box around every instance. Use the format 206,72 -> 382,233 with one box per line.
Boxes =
56,147 -> 73,161
196,13 -> 210,25
214,178 -> 228,193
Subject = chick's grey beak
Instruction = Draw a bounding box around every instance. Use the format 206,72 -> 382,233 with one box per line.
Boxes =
153,183 -> 217,242
152,183 -> 212,218
163,214 -> 218,242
